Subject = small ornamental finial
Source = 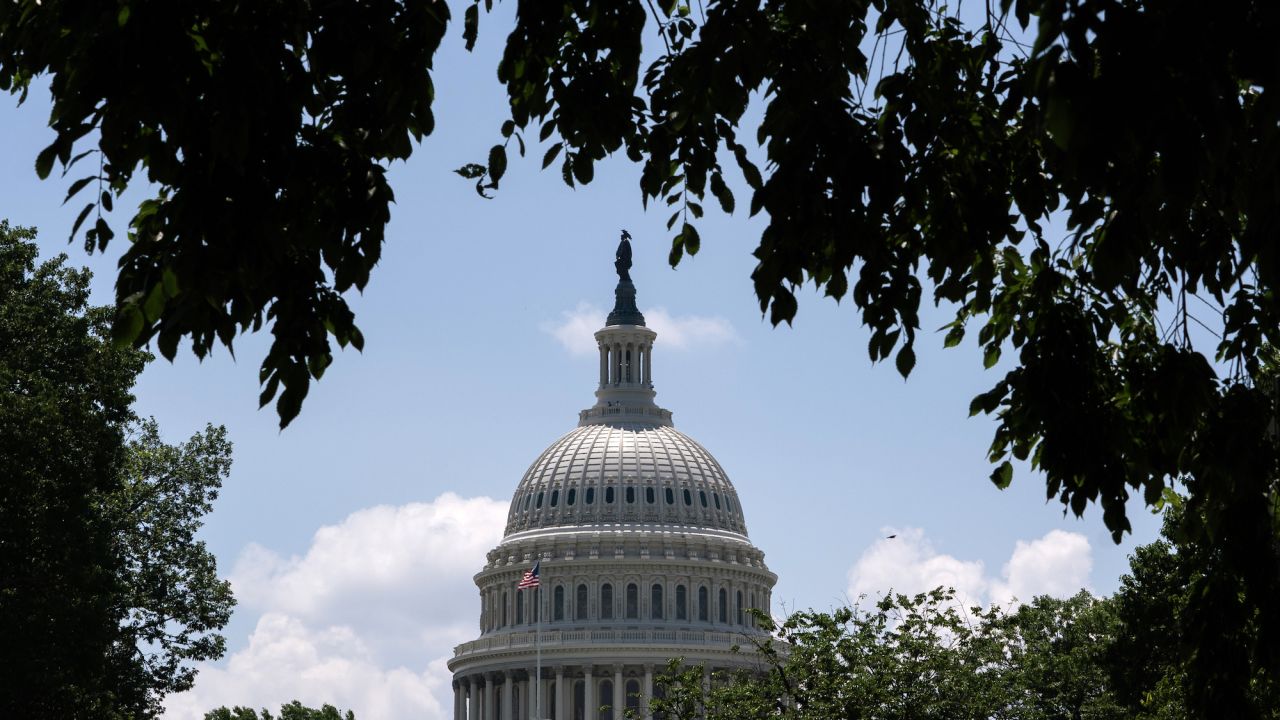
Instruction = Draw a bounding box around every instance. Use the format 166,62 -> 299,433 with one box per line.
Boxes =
615,230 -> 633,283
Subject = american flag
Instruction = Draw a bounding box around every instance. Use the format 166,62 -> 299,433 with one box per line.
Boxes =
517,560 -> 541,589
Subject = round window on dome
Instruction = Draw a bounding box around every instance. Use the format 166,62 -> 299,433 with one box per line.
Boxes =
605,487 -> 615,504
536,492 -> 544,509
550,489 -> 559,507
585,487 -> 595,504
567,488 -> 576,506
525,495 -> 533,511
683,489 -> 692,506
626,487 -> 635,504
699,490 -> 708,508
665,488 -> 674,505
646,487 -> 655,504
713,493 -> 721,509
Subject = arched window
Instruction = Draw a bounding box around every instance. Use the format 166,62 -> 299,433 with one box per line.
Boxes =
605,487 -> 615,504
675,584 -> 687,620
573,680 -> 585,720
651,583 -> 664,619
698,586 -> 708,621
567,488 -> 576,506
525,495 -> 533,510
516,590 -> 525,624
645,487 -> 655,504
554,585 -> 565,621
600,583 -> 614,619
600,680 -> 614,720
536,492 -> 544,509
502,590 -> 509,627
625,680 -> 640,713
713,493 -> 721,509
664,488 -> 674,504
576,584 -> 588,620
626,583 -> 639,619
551,489 -> 559,507
736,590 -> 744,625
683,489 -> 692,506
699,490 -> 707,508
586,487 -> 595,504
626,486 -> 635,503
718,588 -> 727,623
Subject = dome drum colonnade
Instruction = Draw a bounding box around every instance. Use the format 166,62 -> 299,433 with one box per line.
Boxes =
448,236 -> 777,720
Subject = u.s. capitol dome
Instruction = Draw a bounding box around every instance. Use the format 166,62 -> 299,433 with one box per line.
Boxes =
448,236 -> 777,720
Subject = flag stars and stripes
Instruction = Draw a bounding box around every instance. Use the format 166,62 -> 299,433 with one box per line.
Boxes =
518,560 -> 541,589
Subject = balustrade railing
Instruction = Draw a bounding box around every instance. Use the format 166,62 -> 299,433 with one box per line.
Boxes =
453,627 -> 745,658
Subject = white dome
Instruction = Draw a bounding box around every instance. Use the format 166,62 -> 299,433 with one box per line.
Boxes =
504,423 -> 748,537
449,243 -> 777,713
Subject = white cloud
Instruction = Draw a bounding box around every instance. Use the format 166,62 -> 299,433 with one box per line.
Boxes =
990,530 -> 1093,606
847,527 -> 1092,610
164,493 -> 506,720
543,302 -> 737,356
544,303 -> 604,356
642,307 -> 738,351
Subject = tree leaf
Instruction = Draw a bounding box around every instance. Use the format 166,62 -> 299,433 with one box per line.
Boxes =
990,460 -> 1014,489
895,344 -> 916,378
487,144 -> 507,183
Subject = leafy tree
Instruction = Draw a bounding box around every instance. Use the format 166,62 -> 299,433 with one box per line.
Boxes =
654,590 -> 1013,720
110,419 -> 236,716
3,1 -> 1278,710
204,701 -> 357,720
1001,592 -> 1125,720
0,222 -> 234,718
1109,507 -> 1280,720
649,589 -> 1127,720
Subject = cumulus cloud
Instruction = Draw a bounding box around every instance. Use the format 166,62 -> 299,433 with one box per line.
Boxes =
847,527 -> 1092,609
164,493 -> 506,720
544,302 -> 737,356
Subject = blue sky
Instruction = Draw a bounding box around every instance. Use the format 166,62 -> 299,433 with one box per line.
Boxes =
2,6 -> 1163,718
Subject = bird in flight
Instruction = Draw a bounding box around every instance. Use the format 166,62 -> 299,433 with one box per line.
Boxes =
885,534 -> 897,539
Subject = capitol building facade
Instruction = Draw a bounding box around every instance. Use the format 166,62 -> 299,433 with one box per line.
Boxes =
448,240 -> 777,720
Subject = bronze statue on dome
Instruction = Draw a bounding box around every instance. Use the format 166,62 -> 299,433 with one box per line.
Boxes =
615,230 -> 633,283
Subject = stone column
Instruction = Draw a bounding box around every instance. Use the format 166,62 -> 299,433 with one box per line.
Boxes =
583,666 -> 595,720
527,671 -> 538,720
454,681 -> 463,720
503,672 -> 514,720
642,665 -> 653,720
485,674 -> 497,720
599,345 -> 609,387
555,668 -> 566,720
612,666 -> 623,720
469,679 -> 480,720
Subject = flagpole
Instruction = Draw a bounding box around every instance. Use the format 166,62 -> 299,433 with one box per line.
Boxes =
535,583 -> 542,720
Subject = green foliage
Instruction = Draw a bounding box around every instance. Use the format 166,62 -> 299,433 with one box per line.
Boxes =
0,0 -> 449,427
204,700 -> 357,720
111,419 -> 237,715
0,222 -> 234,718
1110,509 -> 1280,720
650,589 -> 1125,720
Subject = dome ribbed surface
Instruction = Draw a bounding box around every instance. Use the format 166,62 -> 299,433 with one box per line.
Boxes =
504,424 -> 747,536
